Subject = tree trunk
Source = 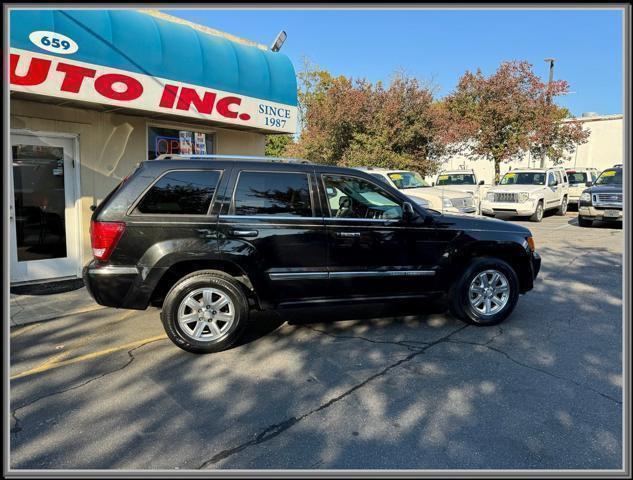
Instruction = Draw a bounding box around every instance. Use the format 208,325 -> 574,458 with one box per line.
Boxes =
494,159 -> 501,185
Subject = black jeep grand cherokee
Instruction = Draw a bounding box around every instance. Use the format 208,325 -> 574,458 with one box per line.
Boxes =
84,155 -> 541,353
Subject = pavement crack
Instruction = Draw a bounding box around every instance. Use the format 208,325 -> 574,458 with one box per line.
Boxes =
10,338 -> 162,440
447,339 -> 621,405
197,324 -> 469,469
300,324 -> 427,352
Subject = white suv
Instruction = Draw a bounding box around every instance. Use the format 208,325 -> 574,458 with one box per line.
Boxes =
481,167 -> 569,222
565,167 -> 600,207
356,167 -> 477,215
434,169 -> 486,212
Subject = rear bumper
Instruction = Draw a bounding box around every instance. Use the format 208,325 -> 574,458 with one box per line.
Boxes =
83,261 -> 156,310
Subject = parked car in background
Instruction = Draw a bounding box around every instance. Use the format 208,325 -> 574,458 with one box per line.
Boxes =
434,169 -> 487,213
481,167 -> 569,222
84,154 -> 541,353
565,167 -> 601,208
578,166 -> 623,227
356,167 -> 477,215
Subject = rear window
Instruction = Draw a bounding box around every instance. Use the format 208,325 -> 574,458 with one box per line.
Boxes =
437,174 -> 476,185
567,172 -> 587,184
136,170 -> 221,215
232,171 -> 312,217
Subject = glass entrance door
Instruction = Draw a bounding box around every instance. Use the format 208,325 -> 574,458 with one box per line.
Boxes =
10,133 -> 79,283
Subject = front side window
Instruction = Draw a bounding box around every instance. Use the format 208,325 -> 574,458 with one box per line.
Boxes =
595,169 -> 623,186
136,170 -> 220,215
500,172 -> 546,185
233,171 -> 312,217
437,174 -> 476,185
548,173 -> 558,186
323,175 -> 403,220
387,171 -> 429,189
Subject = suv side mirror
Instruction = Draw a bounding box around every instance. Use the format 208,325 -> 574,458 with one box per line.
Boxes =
585,181 -> 593,187
478,180 -> 485,185
402,201 -> 415,221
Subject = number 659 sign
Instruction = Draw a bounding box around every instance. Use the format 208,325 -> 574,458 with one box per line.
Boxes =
29,31 -> 78,54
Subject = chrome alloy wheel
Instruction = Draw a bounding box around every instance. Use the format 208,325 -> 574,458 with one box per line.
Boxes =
177,288 -> 235,342
468,270 -> 510,316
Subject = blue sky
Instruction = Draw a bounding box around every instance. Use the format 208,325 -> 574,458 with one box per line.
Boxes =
165,8 -> 623,116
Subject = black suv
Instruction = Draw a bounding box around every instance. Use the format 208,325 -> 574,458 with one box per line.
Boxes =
578,166 -> 623,227
84,155 -> 541,353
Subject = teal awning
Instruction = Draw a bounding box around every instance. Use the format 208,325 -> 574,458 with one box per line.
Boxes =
10,9 -> 297,107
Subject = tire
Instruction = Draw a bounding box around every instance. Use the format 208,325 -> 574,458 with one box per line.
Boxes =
530,201 -> 544,222
449,257 -> 520,326
578,216 -> 593,228
556,196 -> 568,216
160,270 -> 249,354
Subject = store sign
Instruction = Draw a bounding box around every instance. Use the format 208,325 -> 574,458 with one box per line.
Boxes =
10,48 -> 298,133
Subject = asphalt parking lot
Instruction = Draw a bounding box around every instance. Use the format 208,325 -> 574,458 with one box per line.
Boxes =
9,211 -> 623,470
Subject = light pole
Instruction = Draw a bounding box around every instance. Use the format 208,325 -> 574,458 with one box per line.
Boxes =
541,58 -> 556,168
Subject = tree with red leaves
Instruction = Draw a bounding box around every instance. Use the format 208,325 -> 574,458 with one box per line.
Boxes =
286,63 -> 446,175
440,61 -> 589,183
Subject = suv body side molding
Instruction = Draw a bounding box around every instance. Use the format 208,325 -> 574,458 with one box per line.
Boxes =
269,270 -> 436,280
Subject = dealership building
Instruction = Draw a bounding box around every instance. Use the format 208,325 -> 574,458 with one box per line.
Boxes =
9,9 -> 298,284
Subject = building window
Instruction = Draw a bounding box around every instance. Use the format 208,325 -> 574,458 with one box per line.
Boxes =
232,171 -> 312,217
135,170 -> 221,215
148,126 -> 214,159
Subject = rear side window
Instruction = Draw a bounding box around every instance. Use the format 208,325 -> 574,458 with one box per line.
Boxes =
136,170 -> 220,215
233,171 -> 312,217
567,172 -> 587,184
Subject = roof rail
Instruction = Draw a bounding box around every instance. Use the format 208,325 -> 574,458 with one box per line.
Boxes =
153,154 -> 311,164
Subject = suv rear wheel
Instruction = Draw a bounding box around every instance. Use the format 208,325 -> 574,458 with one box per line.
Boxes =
556,196 -> 568,216
449,258 -> 520,326
161,270 -> 249,353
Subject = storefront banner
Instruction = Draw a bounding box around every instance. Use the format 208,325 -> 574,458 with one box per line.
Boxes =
10,48 -> 298,134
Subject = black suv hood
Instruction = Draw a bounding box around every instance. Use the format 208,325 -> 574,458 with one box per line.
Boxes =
585,184 -> 622,194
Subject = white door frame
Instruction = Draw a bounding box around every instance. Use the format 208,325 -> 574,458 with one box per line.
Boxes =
10,129 -> 82,283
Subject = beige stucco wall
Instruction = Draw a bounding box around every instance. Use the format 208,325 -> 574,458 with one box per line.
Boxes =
433,115 -> 624,185
10,97 -> 265,268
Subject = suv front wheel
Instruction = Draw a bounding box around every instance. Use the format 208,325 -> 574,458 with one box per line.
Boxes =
161,270 -> 249,353
530,200 -> 544,222
449,258 -> 520,326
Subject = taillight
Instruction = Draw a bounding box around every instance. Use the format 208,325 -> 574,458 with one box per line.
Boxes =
90,220 -> 125,261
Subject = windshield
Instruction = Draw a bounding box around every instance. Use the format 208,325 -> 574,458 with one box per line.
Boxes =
387,171 -> 429,189
566,172 -> 588,184
500,172 -> 546,185
437,173 -> 476,185
594,169 -> 622,186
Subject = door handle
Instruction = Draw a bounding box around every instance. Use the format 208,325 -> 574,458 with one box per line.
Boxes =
336,231 -> 361,238
230,229 -> 259,238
